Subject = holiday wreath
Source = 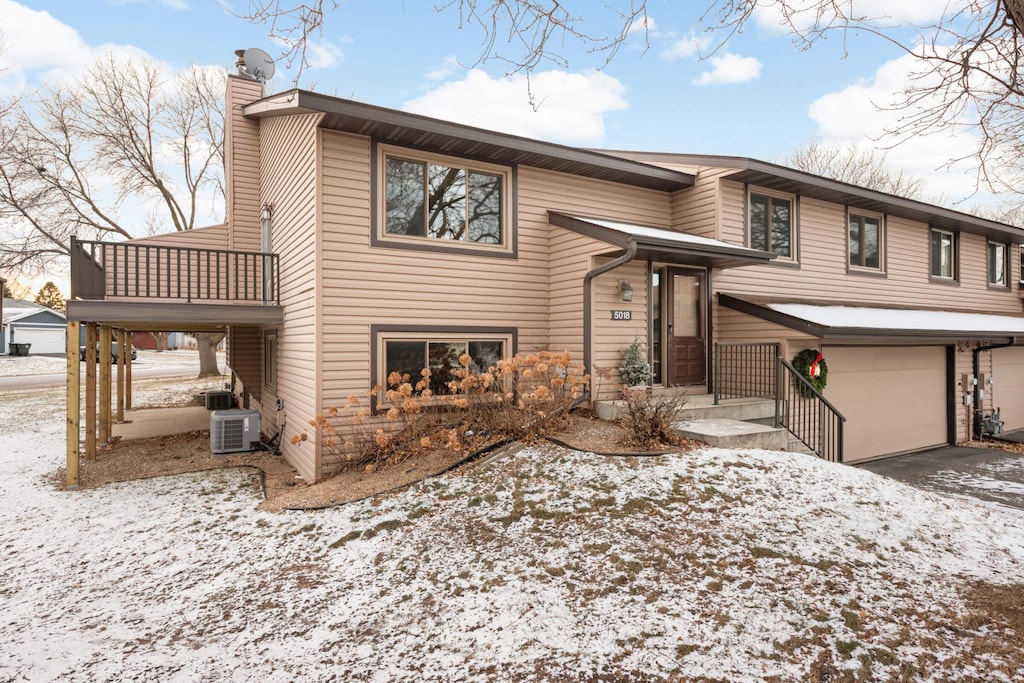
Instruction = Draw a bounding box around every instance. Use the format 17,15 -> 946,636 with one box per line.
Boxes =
792,349 -> 828,397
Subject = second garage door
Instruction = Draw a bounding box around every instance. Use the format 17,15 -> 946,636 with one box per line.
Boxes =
823,346 -> 948,463
991,347 -> 1024,433
10,326 -> 67,354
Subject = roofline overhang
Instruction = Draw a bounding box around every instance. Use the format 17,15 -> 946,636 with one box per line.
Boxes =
599,151 -> 1024,243
244,90 -> 695,193
549,211 -> 776,269
719,293 -> 1024,342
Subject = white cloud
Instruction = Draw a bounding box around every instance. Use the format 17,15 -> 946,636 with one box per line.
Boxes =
693,53 -> 762,85
403,68 -> 629,144
0,1 -> 92,77
425,55 -> 461,82
754,0 -> 970,34
628,15 -> 657,35
807,51 -> 991,203
304,40 -> 344,69
659,33 -> 709,61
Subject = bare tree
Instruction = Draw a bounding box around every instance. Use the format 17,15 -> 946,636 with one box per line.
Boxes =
0,55 -> 224,274
0,53 -> 227,376
238,0 -> 650,79
783,138 -> 927,199
699,1 -> 1024,192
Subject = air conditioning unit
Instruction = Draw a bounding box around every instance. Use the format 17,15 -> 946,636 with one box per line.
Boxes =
210,409 -> 261,455
205,390 -> 234,410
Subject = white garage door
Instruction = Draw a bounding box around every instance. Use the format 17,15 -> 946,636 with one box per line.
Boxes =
11,326 -> 67,354
992,347 -> 1024,432
823,346 -> 947,463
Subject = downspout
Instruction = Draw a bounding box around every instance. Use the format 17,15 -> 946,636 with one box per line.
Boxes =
583,240 -> 638,391
972,337 -> 1016,439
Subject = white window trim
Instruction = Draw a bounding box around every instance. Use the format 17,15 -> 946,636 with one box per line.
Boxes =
987,240 -> 1009,287
747,186 -> 798,262
930,228 -> 958,281
847,209 -> 885,273
376,144 -> 513,254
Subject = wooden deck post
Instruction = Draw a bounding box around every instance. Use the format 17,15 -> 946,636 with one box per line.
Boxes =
99,325 -> 112,444
85,323 -> 97,460
125,332 -> 132,410
66,321 -> 81,490
116,328 -> 125,423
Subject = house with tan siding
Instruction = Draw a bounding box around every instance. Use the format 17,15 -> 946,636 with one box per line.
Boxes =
65,68 -> 1024,482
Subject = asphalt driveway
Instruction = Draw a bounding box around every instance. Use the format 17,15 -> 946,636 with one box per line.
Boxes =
857,443 -> 1024,512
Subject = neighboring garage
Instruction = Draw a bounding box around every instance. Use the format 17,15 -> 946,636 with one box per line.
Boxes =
2,300 -> 68,354
823,346 -> 950,463
991,346 -> 1024,432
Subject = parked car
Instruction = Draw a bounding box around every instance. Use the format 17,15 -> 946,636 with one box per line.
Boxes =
79,342 -> 138,362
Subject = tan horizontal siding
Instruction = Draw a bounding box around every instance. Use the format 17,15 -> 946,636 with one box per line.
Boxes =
258,113 -> 322,481
225,76 -> 263,254
716,180 -> 1024,315
127,224 -> 229,249
671,167 -> 736,240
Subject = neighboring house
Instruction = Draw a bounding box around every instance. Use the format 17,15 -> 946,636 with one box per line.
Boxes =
65,65 -> 1024,481
2,298 -> 68,354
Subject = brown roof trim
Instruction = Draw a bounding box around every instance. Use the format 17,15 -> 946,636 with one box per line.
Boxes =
549,212 -> 775,269
600,151 -> 1024,243
244,90 -> 695,193
718,293 -> 1024,341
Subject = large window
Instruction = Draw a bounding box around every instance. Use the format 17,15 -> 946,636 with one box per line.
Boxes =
930,229 -> 957,280
749,190 -> 794,258
381,147 -> 508,250
988,241 -> 1009,287
375,328 -> 515,400
848,212 -> 883,271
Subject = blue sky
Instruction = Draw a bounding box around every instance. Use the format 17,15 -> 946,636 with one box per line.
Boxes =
0,1 -> 993,205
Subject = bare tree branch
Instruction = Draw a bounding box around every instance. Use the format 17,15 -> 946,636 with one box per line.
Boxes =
0,54 -> 224,275
237,0 -> 649,82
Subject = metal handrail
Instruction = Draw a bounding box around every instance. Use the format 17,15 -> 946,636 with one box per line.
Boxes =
714,342 -> 779,404
70,237 -> 279,305
776,357 -> 846,463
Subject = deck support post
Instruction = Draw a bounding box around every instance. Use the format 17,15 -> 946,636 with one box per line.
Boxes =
125,332 -> 132,410
99,325 -> 112,444
116,328 -> 126,423
66,321 -> 81,489
85,323 -> 97,460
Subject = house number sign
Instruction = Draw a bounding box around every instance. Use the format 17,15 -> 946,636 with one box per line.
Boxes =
610,310 -> 632,321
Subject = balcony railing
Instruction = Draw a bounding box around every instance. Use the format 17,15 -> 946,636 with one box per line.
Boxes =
71,237 -> 279,305
713,342 -> 779,403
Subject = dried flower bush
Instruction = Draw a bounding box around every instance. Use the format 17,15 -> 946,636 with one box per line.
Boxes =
293,350 -> 590,471
618,387 -> 689,449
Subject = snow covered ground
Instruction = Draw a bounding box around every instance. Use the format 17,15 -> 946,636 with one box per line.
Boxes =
2,383 -> 1024,680
0,349 -> 213,377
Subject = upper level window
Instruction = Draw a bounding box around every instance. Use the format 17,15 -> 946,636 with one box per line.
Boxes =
930,229 -> 957,280
381,146 -> 509,251
988,241 -> 1009,287
749,190 -> 793,258
848,212 -> 883,271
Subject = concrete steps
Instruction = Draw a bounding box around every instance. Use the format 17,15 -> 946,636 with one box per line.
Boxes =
594,392 -> 795,453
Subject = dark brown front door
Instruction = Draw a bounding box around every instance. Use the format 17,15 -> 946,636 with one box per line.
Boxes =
667,270 -> 705,386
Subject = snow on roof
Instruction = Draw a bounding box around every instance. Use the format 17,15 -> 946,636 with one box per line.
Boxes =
2,299 -> 64,326
571,215 -> 749,250
769,302 -> 1024,334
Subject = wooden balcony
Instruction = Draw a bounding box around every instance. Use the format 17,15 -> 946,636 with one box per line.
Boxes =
67,237 -> 284,329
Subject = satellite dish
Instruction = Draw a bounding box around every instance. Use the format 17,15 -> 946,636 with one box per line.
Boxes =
242,47 -> 276,83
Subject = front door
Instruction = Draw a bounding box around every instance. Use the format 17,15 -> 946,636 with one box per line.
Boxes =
666,270 -> 705,386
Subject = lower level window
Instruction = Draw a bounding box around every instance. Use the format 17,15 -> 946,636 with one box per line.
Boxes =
263,331 -> 278,390
377,330 -> 514,397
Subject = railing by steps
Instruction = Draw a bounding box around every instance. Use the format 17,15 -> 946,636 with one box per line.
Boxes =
713,343 -> 846,462
776,358 -> 846,463
713,342 -> 779,404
